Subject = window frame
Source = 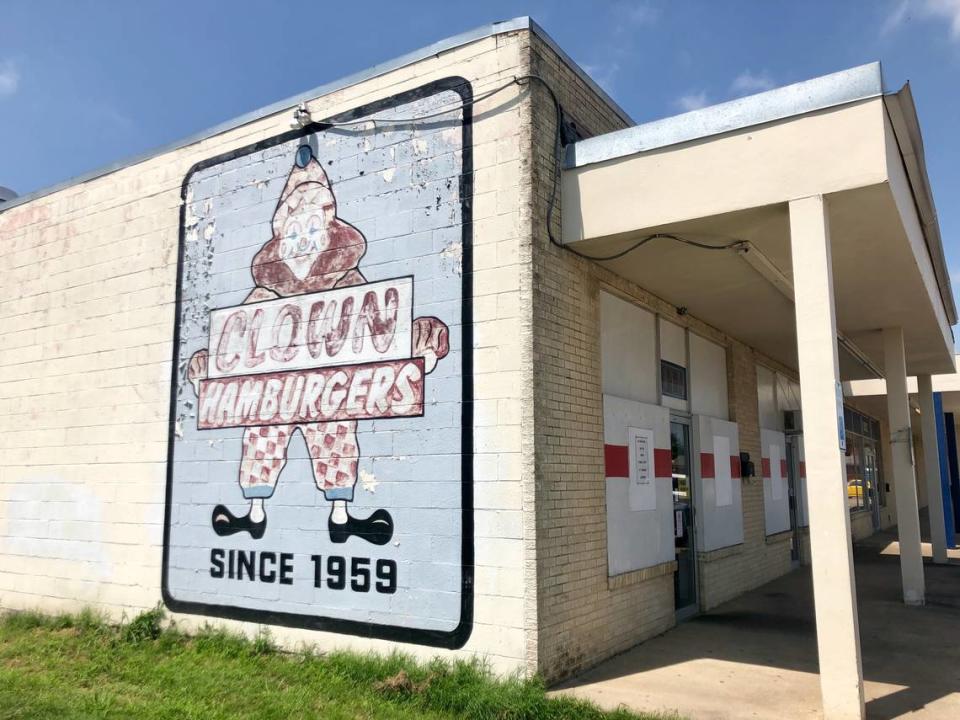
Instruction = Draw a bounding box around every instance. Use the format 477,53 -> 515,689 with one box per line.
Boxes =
660,359 -> 688,401
843,406 -> 885,514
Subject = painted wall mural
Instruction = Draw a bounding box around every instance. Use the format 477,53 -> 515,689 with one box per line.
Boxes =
163,79 -> 474,648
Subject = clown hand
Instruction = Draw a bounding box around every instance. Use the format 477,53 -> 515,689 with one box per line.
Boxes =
412,316 -> 449,374
187,349 -> 208,396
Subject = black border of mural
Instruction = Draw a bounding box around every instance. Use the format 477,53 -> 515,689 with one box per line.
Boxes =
161,77 -> 474,649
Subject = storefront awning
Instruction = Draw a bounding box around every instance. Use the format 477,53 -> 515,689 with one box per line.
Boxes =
561,63 -> 955,380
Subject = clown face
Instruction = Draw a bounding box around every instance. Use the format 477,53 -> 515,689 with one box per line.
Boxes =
252,147 -> 367,296
276,189 -> 333,281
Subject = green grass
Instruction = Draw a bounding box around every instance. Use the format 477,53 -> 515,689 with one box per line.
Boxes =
0,607 -> 672,720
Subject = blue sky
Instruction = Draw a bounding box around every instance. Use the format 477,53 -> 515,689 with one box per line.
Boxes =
2,1 -> 959,307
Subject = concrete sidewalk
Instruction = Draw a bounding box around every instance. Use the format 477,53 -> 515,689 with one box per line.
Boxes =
554,528 -> 960,719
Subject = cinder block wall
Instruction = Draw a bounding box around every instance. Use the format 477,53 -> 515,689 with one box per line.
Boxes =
1,21 -> 902,684
526,34 -> 664,683
0,30 -> 537,675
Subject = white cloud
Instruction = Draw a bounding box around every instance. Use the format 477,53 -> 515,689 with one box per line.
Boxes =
731,70 -> 775,95
582,61 -> 621,94
672,69 -> 777,117
881,0 -> 911,36
579,2 -> 657,95
0,60 -> 19,98
882,0 -> 960,40
613,1 -> 659,28
924,0 -> 960,38
675,91 -> 709,112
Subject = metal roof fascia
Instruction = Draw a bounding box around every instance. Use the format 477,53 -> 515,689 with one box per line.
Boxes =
564,62 -> 885,169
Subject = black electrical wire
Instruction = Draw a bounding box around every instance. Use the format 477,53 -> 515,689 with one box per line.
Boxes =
313,75 -> 541,126
306,73 -> 744,261
514,75 -> 744,260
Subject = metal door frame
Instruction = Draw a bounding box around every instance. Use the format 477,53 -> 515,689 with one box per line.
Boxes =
671,414 -> 699,620
785,433 -> 804,567
864,440 -> 882,530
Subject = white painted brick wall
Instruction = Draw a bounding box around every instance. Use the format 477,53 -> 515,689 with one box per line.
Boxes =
0,30 -> 535,676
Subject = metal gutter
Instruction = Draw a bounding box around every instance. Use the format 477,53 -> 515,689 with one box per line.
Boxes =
565,62 -> 884,169
3,16 -> 630,214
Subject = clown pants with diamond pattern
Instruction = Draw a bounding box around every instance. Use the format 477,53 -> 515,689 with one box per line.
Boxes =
238,420 -> 359,501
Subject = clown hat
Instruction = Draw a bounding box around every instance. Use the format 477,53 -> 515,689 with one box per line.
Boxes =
275,144 -> 336,218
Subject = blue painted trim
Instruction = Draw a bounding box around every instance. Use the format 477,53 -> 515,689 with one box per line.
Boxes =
241,486 -> 275,499
933,394 -> 956,547
323,488 -> 354,502
944,413 -> 960,544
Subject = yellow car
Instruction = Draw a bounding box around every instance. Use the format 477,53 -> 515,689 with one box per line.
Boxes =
847,478 -> 865,500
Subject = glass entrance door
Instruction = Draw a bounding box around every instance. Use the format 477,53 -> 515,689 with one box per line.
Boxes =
671,420 -> 697,615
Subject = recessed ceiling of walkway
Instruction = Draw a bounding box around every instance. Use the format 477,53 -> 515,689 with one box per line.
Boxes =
561,67 -> 955,381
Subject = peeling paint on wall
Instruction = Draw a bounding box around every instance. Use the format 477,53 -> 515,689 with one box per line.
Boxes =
441,240 -> 463,276
360,468 -> 380,494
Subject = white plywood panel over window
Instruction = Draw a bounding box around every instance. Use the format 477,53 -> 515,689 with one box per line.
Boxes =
600,292 -> 657,404
761,428 -> 791,535
603,395 -> 675,575
659,317 -> 686,367
659,317 -> 688,412
796,435 -> 809,527
690,332 -> 728,420
757,365 -> 781,430
692,415 -> 744,551
777,372 -> 802,412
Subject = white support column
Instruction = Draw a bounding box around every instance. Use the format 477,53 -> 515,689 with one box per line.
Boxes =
789,196 -> 864,720
917,375 -> 949,564
883,327 -> 926,604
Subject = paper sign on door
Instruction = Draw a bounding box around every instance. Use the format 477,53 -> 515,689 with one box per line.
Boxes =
714,434 -> 733,507
627,427 -> 657,512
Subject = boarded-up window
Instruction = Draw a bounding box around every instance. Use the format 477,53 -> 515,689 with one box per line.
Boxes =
689,333 -> 728,419
600,292 -> 657,404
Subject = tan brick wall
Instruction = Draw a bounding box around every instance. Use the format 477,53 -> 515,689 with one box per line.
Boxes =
0,30 -> 536,674
694,350 -> 796,611
525,36 -> 812,680
525,34 -> 671,683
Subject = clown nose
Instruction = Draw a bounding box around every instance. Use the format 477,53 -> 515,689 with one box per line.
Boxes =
296,144 -> 315,168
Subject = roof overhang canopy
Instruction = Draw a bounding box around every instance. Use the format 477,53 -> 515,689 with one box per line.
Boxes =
561,63 -> 955,380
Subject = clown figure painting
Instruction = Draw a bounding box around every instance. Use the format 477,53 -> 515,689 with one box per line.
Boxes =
186,145 -> 449,546
163,80 -> 474,648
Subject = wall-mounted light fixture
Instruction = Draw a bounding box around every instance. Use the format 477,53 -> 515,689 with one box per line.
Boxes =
734,241 -> 794,300
733,240 -> 884,379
